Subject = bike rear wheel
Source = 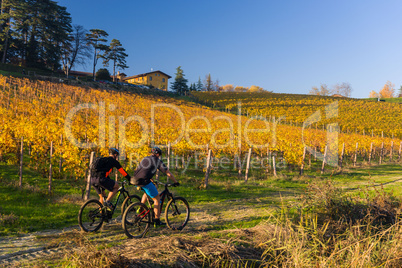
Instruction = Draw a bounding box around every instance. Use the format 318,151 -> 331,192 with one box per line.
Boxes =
165,197 -> 190,231
78,199 -> 105,232
121,194 -> 141,215
122,202 -> 151,238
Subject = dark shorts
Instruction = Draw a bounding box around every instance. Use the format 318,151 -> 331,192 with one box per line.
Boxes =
91,177 -> 116,195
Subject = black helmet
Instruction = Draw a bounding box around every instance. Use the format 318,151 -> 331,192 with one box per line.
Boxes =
109,148 -> 120,156
151,146 -> 162,155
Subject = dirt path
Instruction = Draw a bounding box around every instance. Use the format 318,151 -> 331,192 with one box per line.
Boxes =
0,196 -> 281,267
2,174 -> 401,267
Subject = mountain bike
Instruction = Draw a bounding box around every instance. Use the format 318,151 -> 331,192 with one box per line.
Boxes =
122,181 -> 190,238
78,180 -> 141,232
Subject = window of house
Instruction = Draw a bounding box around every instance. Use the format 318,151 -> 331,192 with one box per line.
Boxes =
149,76 -> 152,81
162,78 -> 165,82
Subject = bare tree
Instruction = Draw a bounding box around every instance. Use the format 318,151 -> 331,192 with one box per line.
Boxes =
61,25 -> 91,77
332,82 -> 352,97
309,84 -> 330,96
213,79 -> 220,91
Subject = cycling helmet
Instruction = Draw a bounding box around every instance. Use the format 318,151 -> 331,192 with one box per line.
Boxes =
151,146 -> 162,156
109,148 -> 120,156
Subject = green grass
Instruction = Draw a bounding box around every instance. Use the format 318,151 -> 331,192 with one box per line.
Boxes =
1,157 -> 401,236
0,163 -> 83,235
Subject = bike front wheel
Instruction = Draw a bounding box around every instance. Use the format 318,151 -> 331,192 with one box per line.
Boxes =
122,202 -> 151,238
121,194 -> 142,215
78,199 -> 105,232
165,197 -> 190,231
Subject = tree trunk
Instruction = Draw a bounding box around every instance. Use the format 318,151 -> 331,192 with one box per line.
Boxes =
85,152 -> 95,200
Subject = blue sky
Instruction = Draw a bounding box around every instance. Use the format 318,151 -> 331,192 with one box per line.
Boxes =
58,0 -> 402,98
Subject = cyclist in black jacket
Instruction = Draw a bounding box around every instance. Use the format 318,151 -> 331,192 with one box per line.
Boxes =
90,148 -> 131,208
132,146 -> 179,226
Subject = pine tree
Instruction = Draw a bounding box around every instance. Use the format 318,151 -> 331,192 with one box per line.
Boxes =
1,0 -> 72,69
86,29 -> 108,81
171,66 -> 189,95
196,77 -> 203,91
189,83 -> 196,91
102,39 -> 128,82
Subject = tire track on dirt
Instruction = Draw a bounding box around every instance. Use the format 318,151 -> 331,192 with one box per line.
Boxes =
0,219 -> 127,267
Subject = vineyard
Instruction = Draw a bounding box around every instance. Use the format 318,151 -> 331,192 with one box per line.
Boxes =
0,75 -> 401,186
191,91 -> 402,138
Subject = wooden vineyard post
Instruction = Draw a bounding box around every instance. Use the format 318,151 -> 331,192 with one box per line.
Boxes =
85,152 -> 95,200
368,142 -> 373,164
300,146 -> 306,175
259,152 -> 264,179
237,149 -> 242,179
204,149 -> 212,188
181,156 -> 185,169
167,142 -> 171,169
373,147 -> 376,162
314,147 -> 317,161
266,147 -> 270,173
390,141 -> 394,162
379,142 -> 384,165
175,151 -> 179,171
353,142 -> 358,167
115,144 -> 119,181
59,134 -> 63,174
321,145 -> 328,174
399,142 -> 402,162
245,148 -> 252,182
156,152 -> 161,181
19,137 -> 23,188
272,153 -> 277,177
339,143 -> 345,168
48,141 -> 53,195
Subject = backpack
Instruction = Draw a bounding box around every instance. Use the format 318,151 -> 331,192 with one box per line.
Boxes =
89,157 -> 102,177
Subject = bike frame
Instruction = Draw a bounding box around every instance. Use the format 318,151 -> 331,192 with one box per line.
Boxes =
102,181 -> 130,215
142,182 -> 174,218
